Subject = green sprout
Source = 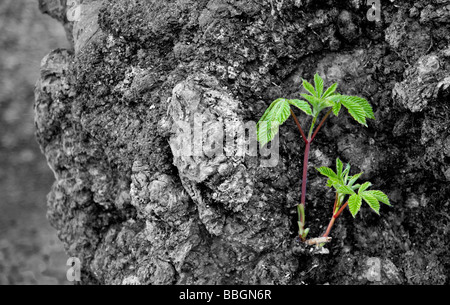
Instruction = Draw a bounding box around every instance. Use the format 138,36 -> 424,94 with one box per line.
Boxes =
256,73 -> 383,242
317,159 -> 391,238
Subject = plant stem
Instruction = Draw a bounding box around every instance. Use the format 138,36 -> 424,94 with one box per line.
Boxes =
290,109 -> 307,144
323,201 -> 348,238
296,115 -> 318,240
300,140 -> 311,205
297,140 -> 311,240
322,217 -> 335,239
297,204 -> 306,237
300,115 -> 316,207
332,192 -> 339,215
310,109 -> 332,143
294,110 -> 332,241
307,116 -> 317,140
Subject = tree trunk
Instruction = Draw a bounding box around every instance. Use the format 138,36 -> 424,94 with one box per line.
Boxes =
35,0 -> 450,284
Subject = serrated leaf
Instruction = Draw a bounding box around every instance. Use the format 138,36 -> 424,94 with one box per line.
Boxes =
257,120 -> 279,148
314,73 -> 324,98
288,99 -> 312,116
318,167 -> 342,187
320,99 -> 334,109
342,163 -> 351,183
257,98 -> 291,147
258,99 -> 277,122
348,173 -> 363,187
259,98 -> 284,123
323,83 -> 338,98
358,182 -> 372,194
271,98 -> 291,124
341,96 -> 374,120
300,93 -> 321,110
348,194 -> 362,218
302,79 -> 317,97
361,192 -> 380,214
332,101 -> 342,116
337,185 -> 355,195
326,94 -> 342,102
366,190 -> 391,206
353,96 -> 375,119
336,158 -> 343,178
341,97 -> 367,126
317,166 -> 338,180
340,95 -> 375,121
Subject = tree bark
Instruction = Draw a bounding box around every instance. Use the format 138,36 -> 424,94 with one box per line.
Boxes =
35,0 -> 450,284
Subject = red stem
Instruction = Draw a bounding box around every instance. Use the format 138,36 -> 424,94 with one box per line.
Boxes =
334,201 -> 348,219
310,109 -> 332,143
322,218 -> 335,239
332,193 -> 338,214
292,108 -> 332,241
290,108 -> 307,144
300,141 -> 311,207
323,201 -> 349,238
297,140 -> 311,241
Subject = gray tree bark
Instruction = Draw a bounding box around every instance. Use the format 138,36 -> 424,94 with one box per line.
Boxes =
36,0 -> 450,284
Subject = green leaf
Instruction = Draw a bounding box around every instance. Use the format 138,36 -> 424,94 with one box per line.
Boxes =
259,98 -> 285,123
300,94 -> 321,110
332,101 -> 342,116
366,190 -> 391,206
256,122 -> 270,147
358,182 -> 372,194
354,96 -> 375,119
257,99 -> 291,147
348,194 -> 362,218
341,97 -> 367,126
314,73 -> 324,98
302,79 -> 317,97
323,83 -> 338,98
257,99 -> 279,148
258,99 -> 278,122
320,99 -> 335,109
257,120 -> 279,148
317,166 -> 337,178
288,99 -> 312,116
347,173 -> 363,187
342,163 -> 351,183
361,192 -> 380,214
340,95 -> 375,122
271,99 -> 291,124
336,158 -> 343,178
317,166 -> 338,180
340,96 -> 374,120
302,227 -> 310,239
337,185 -> 355,195
326,94 -> 343,103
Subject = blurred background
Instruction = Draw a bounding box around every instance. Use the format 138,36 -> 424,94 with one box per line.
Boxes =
0,0 -> 70,284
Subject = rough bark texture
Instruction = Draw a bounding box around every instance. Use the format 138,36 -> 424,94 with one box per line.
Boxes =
35,0 -> 450,284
